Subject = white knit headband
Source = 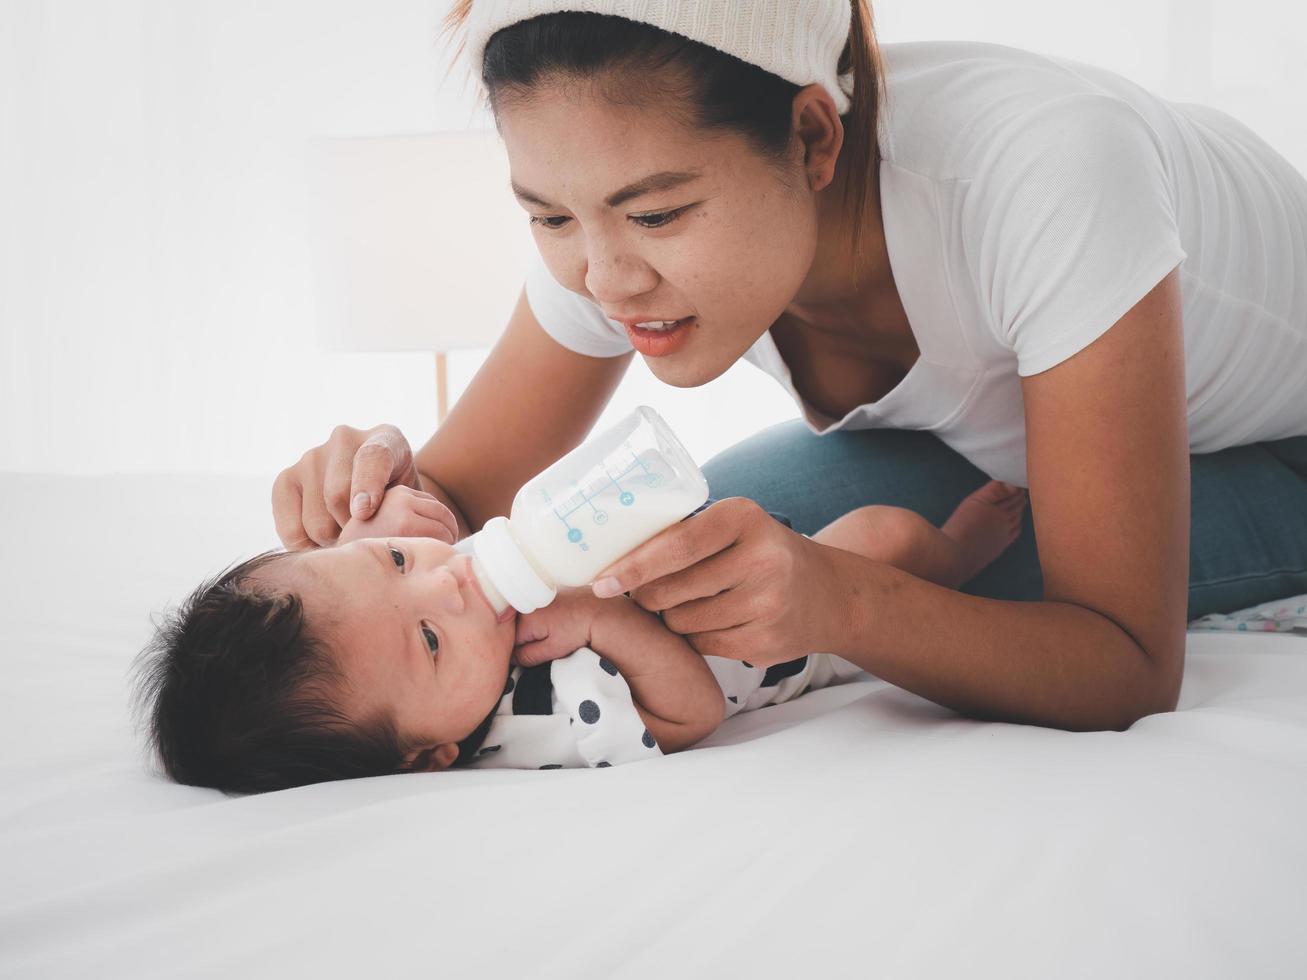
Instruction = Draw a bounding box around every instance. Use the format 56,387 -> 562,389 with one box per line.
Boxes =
463,0 -> 855,115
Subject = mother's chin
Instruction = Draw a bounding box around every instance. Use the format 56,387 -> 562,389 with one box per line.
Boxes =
641,319 -> 765,390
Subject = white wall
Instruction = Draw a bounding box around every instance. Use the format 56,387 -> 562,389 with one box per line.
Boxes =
877,0 -> 1307,166
2,0 -> 1303,477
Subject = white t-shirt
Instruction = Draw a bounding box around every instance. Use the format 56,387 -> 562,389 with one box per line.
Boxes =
524,40 -> 1307,486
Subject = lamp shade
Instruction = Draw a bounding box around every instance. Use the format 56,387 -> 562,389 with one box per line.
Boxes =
306,131 -> 535,352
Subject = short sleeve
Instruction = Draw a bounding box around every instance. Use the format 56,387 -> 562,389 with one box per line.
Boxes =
549,646 -> 663,767
523,251 -> 634,358
961,94 -> 1188,377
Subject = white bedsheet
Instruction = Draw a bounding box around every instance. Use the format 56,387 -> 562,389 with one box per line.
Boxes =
2,472 -> 1305,979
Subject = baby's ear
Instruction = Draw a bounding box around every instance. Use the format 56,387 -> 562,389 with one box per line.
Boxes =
402,742 -> 460,773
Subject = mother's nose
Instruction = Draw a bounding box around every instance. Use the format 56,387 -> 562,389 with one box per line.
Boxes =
583,247 -> 658,306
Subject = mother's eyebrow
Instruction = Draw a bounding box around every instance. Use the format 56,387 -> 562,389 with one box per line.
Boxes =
511,169 -> 703,210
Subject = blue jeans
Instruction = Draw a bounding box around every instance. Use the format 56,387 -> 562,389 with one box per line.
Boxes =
699,422 -> 1307,620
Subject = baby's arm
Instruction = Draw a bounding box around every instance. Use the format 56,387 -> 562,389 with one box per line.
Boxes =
588,596 -> 726,752
514,588 -> 725,753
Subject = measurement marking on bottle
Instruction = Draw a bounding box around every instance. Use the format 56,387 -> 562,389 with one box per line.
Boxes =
548,449 -> 662,544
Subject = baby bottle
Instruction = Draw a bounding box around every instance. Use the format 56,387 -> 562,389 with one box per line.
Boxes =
453,405 -> 710,614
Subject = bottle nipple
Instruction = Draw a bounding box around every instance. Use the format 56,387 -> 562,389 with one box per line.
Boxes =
455,516 -> 556,614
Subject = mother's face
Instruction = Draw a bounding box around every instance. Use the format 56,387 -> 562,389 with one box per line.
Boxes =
495,76 -> 820,387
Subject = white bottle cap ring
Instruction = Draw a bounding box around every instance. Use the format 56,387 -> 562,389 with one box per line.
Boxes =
469,516 -> 556,614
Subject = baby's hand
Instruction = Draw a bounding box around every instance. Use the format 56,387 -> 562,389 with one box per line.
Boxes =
513,587 -> 612,668
336,485 -> 456,546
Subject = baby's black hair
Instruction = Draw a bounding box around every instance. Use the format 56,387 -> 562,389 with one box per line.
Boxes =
129,549 -> 411,795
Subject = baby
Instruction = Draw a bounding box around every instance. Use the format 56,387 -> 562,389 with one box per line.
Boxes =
132,480 -> 1027,793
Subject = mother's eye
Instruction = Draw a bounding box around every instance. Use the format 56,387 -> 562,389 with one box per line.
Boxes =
422,626 -> 440,655
528,215 -> 570,230
630,206 -> 689,229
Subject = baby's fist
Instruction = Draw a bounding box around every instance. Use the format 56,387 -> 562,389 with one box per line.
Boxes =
512,588 -> 607,667
337,485 -> 457,546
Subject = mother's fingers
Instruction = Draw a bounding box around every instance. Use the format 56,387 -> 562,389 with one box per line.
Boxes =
656,578 -> 756,636
299,477 -> 343,547
683,623 -> 779,665
322,439 -> 358,530
629,543 -> 745,615
683,626 -> 746,663
685,620 -> 800,668
349,432 -> 405,520
272,459 -> 339,549
593,497 -> 761,597
271,470 -> 315,551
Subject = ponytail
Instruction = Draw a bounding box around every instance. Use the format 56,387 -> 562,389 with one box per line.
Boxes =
836,0 -> 888,278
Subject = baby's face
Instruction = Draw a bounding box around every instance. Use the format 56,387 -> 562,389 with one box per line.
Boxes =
264,537 -> 517,755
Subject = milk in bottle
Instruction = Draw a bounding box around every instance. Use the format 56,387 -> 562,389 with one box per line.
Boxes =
454,406 -> 710,614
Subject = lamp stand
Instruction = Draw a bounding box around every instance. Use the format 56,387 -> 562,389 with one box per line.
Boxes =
434,351 -> 449,424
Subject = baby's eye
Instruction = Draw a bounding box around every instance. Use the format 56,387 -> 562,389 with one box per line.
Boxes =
422,625 -> 440,655
388,547 -> 405,571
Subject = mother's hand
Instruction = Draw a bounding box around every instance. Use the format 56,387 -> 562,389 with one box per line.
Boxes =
590,497 -> 845,667
271,423 -> 456,550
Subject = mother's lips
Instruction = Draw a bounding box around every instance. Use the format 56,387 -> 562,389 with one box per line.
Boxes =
609,314 -> 692,328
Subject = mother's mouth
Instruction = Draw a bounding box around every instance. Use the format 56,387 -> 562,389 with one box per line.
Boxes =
625,316 -> 696,357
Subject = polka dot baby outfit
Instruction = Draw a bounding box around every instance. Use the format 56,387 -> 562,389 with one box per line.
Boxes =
455,647 -> 662,770
705,651 -> 865,721
454,646 -> 863,770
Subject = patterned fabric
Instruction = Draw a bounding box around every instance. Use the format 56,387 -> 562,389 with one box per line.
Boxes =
456,648 -> 662,770
1188,594 -> 1307,635
456,644 -> 860,770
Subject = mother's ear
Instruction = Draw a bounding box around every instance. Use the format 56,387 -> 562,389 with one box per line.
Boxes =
402,742 -> 461,773
790,83 -> 844,192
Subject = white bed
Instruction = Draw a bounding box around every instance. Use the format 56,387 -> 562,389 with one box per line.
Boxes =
2,471 -> 1305,979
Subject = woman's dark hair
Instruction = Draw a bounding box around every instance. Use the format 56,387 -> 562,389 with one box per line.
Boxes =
442,1 -> 886,277
129,550 -> 411,795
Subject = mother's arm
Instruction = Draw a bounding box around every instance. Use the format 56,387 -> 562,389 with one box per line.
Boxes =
824,268 -> 1190,730
601,269 -> 1189,732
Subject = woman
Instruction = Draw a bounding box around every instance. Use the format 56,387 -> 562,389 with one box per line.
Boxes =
272,1 -> 1307,732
